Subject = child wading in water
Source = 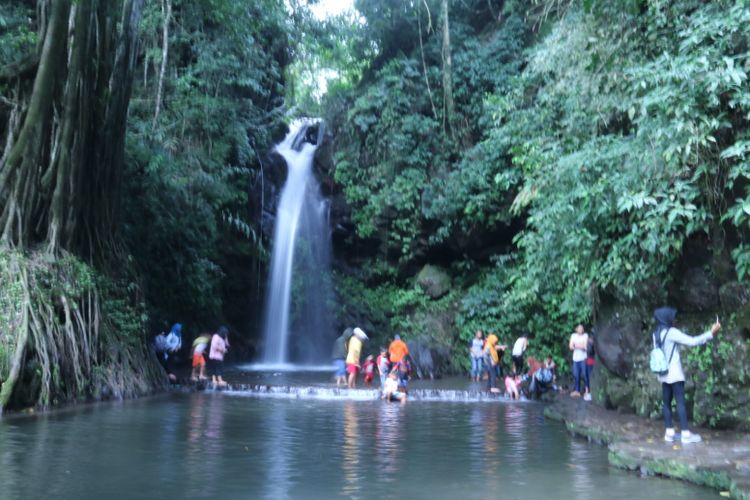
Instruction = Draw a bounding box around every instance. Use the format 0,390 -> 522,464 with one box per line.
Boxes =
504,375 -> 521,400
376,348 -> 390,389
191,334 -> 211,381
362,355 -> 376,385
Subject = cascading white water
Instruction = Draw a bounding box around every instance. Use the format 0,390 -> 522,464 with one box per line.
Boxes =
261,120 -> 332,365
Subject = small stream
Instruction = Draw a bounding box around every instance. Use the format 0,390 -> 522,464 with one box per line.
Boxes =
0,380 -> 716,499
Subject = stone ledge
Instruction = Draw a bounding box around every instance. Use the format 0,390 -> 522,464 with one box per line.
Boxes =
545,395 -> 750,499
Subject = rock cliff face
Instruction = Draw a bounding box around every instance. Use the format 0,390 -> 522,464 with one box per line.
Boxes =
592,240 -> 750,430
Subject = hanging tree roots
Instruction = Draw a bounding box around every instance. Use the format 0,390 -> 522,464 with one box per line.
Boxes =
0,247 -> 165,413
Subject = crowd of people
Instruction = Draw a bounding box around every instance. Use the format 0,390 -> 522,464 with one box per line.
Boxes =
153,307 -> 722,445
154,324 -> 230,387
332,328 -> 411,404
469,330 -> 559,400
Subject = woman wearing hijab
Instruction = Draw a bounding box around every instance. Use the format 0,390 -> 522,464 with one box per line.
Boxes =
652,307 -> 721,444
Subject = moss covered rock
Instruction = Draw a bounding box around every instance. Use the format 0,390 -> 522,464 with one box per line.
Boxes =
416,265 -> 452,299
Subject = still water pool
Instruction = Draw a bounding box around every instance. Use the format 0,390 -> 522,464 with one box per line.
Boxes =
0,392 -> 715,499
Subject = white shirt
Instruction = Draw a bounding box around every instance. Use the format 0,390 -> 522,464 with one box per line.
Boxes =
384,377 -> 399,394
570,333 -> 588,362
512,337 -> 527,356
470,338 -> 484,358
656,327 -> 713,384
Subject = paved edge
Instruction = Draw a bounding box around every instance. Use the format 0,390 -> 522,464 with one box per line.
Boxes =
544,401 -> 750,500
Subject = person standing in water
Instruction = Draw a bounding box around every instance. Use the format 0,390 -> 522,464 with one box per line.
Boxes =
484,334 -> 501,393
376,347 -> 390,389
346,327 -> 368,388
511,334 -> 528,376
332,328 -> 353,386
470,330 -> 484,382
653,307 -> 720,444
209,326 -> 229,387
388,334 -> 409,365
165,323 -> 183,382
191,333 -> 211,381
569,324 -> 589,398
362,355 -> 376,385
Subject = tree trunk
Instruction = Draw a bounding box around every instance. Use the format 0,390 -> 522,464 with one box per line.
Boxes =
418,0 -> 438,121
152,0 -> 171,129
441,0 -> 455,137
0,0 -> 152,413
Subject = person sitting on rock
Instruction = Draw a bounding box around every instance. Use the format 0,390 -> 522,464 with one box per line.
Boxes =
382,372 -> 406,404
527,357 -> 555,398
652,307 -> 720,444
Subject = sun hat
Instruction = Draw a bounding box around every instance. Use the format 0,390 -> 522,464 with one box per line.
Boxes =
353,327 -> 368,340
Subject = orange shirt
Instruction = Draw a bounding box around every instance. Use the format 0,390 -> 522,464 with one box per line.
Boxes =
388,339 -> 409,363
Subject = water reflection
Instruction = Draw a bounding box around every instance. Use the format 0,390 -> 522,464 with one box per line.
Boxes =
185,394 -> 213,497
569,438 -> 595,499
504,404 -> 528,472
341,401 -> 362,498
374,402 -> 403,485
265,402 -> 292,500
0,395 -> 718,500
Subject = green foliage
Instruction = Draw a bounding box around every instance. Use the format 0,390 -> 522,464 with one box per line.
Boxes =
124,0 -> 291,327
0,4 -> 37,66
330,7 -> 528,265
328,0 -> 750,389
463,0 -> 750,360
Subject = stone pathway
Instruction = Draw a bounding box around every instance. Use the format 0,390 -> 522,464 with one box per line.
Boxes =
545,395 -> 750,499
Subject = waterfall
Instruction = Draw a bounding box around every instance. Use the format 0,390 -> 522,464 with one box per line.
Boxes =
261,120 -> 333,366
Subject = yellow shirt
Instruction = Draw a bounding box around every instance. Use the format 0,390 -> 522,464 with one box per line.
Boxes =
485,334 -> 499,365
346,336 -> 363,365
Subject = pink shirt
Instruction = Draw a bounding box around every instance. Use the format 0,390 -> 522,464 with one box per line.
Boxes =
209,334 -> 228,361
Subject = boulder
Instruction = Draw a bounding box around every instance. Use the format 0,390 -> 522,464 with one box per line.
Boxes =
718,281 -> 750,312
593,305 -> 645,378
675,267 -> 720,312
416,265 -> 452,299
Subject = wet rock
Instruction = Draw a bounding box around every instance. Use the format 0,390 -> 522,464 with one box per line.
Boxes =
416,265 -> 452,299
593,305 -> 645,377
675,267 -> 720,312
719,281 -> 750,312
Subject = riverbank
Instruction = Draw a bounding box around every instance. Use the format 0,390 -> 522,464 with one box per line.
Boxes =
544,394 -> 750,499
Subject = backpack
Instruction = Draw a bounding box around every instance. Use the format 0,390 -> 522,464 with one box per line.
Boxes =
649,328 -> 676,376
586,338 -> 595,358
536,367 -> 553,384
154,333 -> 168,353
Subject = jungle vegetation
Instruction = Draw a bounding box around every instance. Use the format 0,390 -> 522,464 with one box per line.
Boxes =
0,0 -> 748,423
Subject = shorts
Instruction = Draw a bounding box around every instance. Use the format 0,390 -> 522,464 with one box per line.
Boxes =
346,363 -> 360,375
387,391 -> 405,402
192,353 -> 205,368
334,359 -> 346,377
398,375 -> 408,388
